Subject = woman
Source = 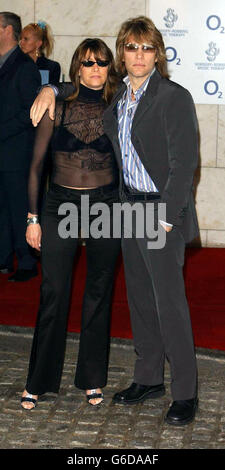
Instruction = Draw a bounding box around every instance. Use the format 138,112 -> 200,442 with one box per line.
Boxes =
21,38 -> 121,409
20,21 -> 61,84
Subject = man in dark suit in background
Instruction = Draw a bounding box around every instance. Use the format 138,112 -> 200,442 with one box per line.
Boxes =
0,11 -> 41,281
103,16 -> 199,425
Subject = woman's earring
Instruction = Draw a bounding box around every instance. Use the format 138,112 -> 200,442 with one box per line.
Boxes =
36,48 -> 39,57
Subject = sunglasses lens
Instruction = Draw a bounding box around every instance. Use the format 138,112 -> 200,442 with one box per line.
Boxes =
81,60 -> 95,67
96,60 -> 109,67
143,45 -> 155,52
124,43 -> 137,51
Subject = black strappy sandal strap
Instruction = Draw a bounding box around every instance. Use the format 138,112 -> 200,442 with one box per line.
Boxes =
21,395 -> 37,408
86,393 -> 103,400
86,389 -> 104,403
21,397 -> 37,405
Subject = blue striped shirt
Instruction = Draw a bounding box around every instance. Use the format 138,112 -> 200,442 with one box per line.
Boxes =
117,71 -> 158,193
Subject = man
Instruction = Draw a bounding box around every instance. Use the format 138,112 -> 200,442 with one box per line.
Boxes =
103,16 -> 199,425
0,12 -> 41,281
29,16 -> 199,425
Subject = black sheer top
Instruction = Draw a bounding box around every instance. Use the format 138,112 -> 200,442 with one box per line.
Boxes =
28,83 -> 117,214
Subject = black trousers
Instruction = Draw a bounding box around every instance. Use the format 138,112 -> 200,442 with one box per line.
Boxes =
26,183 -> 121,394
121,210 -> 197,401
0,171 -> 36,270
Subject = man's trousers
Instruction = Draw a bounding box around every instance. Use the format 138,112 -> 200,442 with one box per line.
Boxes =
0,171 -> 37,270
122,222 -> 197,401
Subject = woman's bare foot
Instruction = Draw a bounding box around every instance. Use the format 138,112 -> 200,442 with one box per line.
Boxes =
21,389 -> 38,410
86,388 -> 103,405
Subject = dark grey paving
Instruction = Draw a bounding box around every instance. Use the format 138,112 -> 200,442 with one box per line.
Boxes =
0,325 -> 225,449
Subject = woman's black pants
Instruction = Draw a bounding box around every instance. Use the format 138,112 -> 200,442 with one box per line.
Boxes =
26,183 -> 121,394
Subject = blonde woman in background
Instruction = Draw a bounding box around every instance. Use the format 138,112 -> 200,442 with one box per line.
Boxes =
20,21 -> 60,84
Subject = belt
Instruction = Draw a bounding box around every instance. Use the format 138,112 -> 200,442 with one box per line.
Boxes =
121,187 -> 160,201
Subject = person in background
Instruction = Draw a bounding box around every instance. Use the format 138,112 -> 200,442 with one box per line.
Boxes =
20,38 -> 121,410
20,21 -> 61,211
0,11 -> 41,281
20,21 -> 60,85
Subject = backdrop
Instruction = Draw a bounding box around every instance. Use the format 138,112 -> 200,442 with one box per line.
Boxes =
149,0 -> 225,104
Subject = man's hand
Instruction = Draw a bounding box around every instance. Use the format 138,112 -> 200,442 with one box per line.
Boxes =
26,224 -> 42,251
30,87 -> 55,127
160,222 -> 173,232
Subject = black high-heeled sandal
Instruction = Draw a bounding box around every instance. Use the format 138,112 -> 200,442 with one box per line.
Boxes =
86,389 -> 104,406
21,393 -> 38,410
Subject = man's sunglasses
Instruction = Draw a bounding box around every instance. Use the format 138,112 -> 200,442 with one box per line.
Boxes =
124,43 -> 156,53
81,59 -> 110,67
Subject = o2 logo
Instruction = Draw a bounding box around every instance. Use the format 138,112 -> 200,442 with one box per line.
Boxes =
206,15 -> 225,33
204,80 -> 223,99
166,46 -> 181,65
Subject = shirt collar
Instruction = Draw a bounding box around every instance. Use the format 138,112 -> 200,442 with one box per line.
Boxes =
123,67 -> 156,103
0,45 -> 18,68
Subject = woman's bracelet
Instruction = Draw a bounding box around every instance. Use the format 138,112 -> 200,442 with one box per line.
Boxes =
27,216 -> 39,226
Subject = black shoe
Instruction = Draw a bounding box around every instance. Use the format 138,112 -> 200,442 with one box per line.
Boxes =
0,265 -> 13,274
165,398 -> 198,426
8,268 -> 38,282
112,382 -> 165,405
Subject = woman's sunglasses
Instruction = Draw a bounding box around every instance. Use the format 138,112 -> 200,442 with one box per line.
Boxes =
81,59 -> 109,67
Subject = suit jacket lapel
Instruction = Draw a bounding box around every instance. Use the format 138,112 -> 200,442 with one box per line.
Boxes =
0,46 -> 20,80
104,83 -> 126,140
132,69 -> 161,132
104,83 -> 126,127
103,82 -> 126,168
104,72 -> 161,168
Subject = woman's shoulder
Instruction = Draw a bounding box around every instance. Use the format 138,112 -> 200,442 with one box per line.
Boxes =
37,55 -> 60,69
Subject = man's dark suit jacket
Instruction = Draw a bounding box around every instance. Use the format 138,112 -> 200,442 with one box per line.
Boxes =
103,69 -> 199,243
0,46 -> 41,172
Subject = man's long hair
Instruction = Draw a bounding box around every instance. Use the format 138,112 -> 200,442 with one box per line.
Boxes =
68,38 -> 119,104
116,16 -> 169,79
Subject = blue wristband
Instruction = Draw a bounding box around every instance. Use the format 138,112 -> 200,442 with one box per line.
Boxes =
45,84 -> 59,96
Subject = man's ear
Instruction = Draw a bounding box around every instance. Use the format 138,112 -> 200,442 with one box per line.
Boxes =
6,24 -> 14,37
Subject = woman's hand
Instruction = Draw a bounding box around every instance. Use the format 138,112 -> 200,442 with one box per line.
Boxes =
30,87 -> 55,127
26,224 -> 42,251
